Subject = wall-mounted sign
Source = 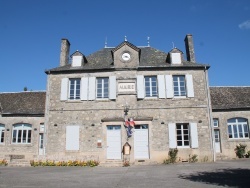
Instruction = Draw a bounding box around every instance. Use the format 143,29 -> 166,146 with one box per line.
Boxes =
118,83 -> 136,92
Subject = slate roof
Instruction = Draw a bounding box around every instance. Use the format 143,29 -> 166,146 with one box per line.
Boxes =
46,45 -> 209,73
0,91 -> 46,116
210,87 -> 250,111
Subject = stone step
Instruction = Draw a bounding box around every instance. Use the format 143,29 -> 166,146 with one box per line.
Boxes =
99,160 -> 123,167
8,159 -> 31,167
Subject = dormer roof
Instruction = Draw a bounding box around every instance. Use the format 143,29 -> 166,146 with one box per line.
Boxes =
112,41 -> 140,53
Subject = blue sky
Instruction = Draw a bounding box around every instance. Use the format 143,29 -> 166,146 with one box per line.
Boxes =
0,0 -> 250,92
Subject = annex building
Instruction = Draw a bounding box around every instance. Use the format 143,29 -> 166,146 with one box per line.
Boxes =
1,34 -> 250,166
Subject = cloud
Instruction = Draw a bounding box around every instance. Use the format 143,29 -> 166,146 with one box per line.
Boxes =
239,20 -> 250,29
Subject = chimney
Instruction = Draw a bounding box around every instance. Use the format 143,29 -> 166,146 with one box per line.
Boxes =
184,34 -> 195,63
60,38 -> 70,66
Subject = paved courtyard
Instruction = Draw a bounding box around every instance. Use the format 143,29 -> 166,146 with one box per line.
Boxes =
0,159 -> 250,188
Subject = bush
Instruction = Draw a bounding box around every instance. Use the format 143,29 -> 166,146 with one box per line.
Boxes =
189,154 -> 198,163
0,159 -> 8,166
245,151 -> 250,158
235,143 -> 247,158
163,148 -> 178,164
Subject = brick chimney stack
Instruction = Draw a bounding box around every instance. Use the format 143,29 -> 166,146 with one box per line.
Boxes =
184,34 -> 195,63
60,39 -> 70,67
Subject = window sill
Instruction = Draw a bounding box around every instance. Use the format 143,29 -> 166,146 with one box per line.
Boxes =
173,96 -> 187,99
177,146 -> 190,149
228,138 -> 250,141
11,143 -> 33,146
66,100 -> 82,103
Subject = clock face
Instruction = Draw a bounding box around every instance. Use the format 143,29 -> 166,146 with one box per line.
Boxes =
121,53 -> 131,61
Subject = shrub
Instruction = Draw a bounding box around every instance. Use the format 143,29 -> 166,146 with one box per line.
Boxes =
123,160 -> 130,167
0,159 -> 8,166
189,154 -> 198,163
30,160 -> 99,167
163,148 -> 178,164
245,150 -> 250,158
235,144 -> 247,158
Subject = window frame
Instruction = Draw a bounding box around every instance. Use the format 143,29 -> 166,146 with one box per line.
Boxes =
227,118 -> 249,139
69,78 -> 81,100
144,76 -> 158,98
213,118 -> 219,128
12,123 -> 32,144
0,124 -> 5,144
96,77 -> 109,99
176,123 -> 190,148
173,75 -> 187,97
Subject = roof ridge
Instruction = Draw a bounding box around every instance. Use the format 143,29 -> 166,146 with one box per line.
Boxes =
0,90 -> 46,94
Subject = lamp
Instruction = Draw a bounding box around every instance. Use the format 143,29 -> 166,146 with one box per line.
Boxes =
124,104 -> 130,115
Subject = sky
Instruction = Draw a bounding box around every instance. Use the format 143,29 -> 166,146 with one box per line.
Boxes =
0,0 -> 250,92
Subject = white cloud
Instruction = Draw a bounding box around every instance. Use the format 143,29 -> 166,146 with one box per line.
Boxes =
239,20 -> 250,29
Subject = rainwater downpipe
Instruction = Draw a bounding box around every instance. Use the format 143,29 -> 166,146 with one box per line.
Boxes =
204,66 -> 216,162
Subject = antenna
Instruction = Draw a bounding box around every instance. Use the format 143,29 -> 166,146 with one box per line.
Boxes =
172,42 -> 175,49
147,36 -> 150,47
104,37 -> 107,48
124,36 -> 127,41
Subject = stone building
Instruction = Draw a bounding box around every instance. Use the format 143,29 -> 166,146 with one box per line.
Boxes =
0,34 -> 250,165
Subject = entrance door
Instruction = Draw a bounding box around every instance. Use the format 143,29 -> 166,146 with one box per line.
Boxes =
214,130 -> 221,153
39,133 -> 44,155
107,125 -> 121,159
134,125 -> 149,159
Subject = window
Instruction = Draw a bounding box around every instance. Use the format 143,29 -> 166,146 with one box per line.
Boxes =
96,77 -> 109,98
227,118 -> 249,139
0,124 -> 5,144
173,75 -> 186,97
176,123 -> 190,147
145,76 -> 157,97
12,124 -> 32,144
213,118 -> 219,127
69,78 -> 80,100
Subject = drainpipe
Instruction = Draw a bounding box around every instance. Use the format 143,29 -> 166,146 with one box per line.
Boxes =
204,66 -> 216,162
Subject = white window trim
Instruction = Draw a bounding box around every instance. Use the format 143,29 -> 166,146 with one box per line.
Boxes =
213,119 -> 219,128
173,75 -> 187,97
228,118 -> 249,139
96,77 -> 109,99
69,78 -> 81,100
12,124 -> 32,144
145,76 -> 158,97
176,123 -> 190,148
0,124 -> 5,144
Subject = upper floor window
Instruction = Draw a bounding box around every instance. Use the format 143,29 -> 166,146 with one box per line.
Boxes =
213,118 -> 219,127
12,123 -> 32,144
0,124 -> 5,144
173,75 -> 186,97
227,118 -> 249,139
96,77 -> 109,99
69,78 -> 80,100
145,76 -> 157,97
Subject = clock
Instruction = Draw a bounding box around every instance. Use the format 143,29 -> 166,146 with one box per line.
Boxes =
121,53 -> 131,61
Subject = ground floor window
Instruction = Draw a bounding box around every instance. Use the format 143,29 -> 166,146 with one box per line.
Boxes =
227,118 -> 249,139
176,123 -> 190,147
0,124 -> 5,143
12,123 -> 32,144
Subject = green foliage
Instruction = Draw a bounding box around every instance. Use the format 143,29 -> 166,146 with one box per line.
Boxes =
234,143 -> 247,158
30,160 -> 99,167
200,155 -> 209,162
189,154 -> 198,163
0,159 -> 8,166
163,148 -> 178,164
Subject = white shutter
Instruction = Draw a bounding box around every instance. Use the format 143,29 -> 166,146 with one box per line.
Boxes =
190,123 -> 199,148
60,78 -> 68,101
109,76 -> 116,100
72,56 -> 82,67
137,75 -> 145,99
66,126 -> 79,151
186,75 -> 194,97
165,75 -> 173,98
157,75 -> 166,98
168,123 -> 177,148
171,53 -> 181,64
81,77 -> 88,100
88,77 -> 96,100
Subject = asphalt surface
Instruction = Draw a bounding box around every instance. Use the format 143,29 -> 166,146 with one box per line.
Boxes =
0,159 -> 250,188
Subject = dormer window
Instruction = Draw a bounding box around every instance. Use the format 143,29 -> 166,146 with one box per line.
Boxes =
71,51 -> 85,67
171,53 -> 181,64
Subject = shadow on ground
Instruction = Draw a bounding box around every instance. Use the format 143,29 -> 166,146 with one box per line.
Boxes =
179,168 -> 250,188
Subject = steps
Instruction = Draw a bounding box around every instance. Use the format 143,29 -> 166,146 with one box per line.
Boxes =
8,159 -> 31,167
99,160 -> 123,167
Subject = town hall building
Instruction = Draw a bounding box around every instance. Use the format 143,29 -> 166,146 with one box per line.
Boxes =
0,34 -> 250,166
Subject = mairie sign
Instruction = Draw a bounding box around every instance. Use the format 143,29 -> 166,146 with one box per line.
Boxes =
118,83 -> 136,92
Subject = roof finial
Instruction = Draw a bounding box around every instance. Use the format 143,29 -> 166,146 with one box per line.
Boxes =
172,42 -> 175,49
124,36 -> 127,41
147,36 -> 150,47
104,37 -> 107,48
